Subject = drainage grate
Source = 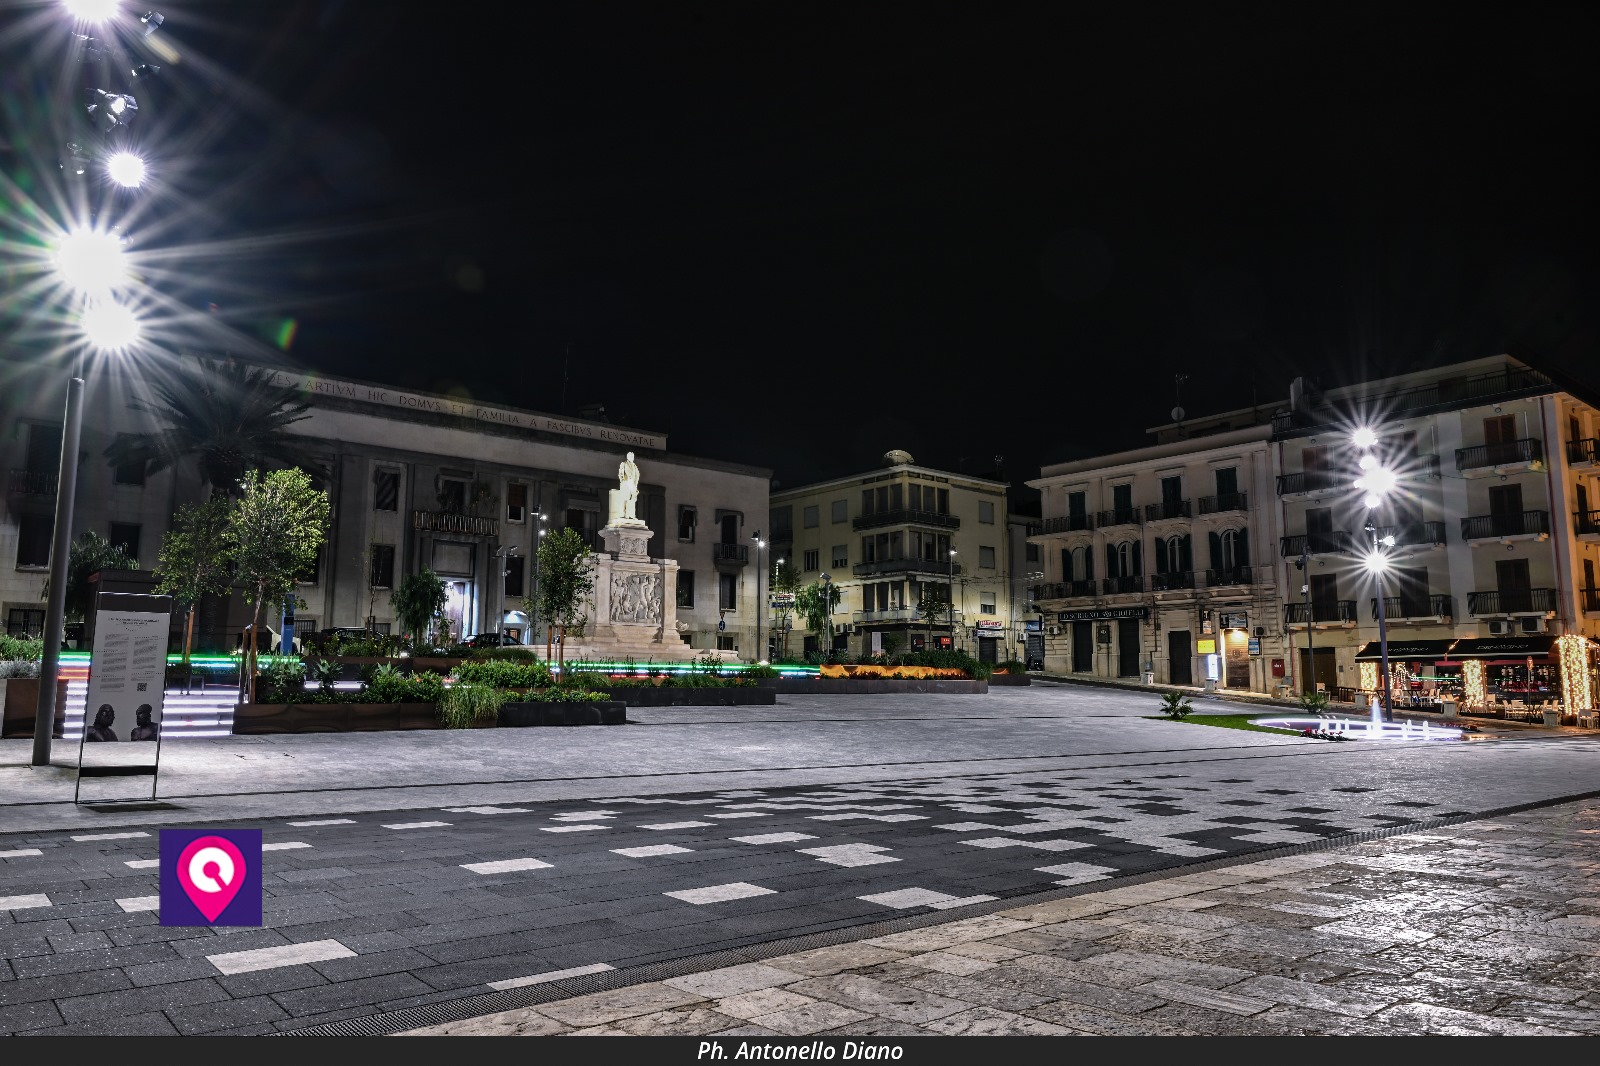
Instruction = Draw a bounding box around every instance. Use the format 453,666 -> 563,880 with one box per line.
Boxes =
275,784 -> 1600,1037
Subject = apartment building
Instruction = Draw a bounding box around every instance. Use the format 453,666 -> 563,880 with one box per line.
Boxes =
769,452 -> 1023,661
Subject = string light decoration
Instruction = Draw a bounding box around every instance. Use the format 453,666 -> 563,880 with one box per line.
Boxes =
1359,661 -> 1378,694
1462,660 -> 1487,709
1557,634 -> 1592,717
1390,662 -> 1412,705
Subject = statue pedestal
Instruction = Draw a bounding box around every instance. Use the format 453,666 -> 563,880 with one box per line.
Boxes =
573,523 -> 696,663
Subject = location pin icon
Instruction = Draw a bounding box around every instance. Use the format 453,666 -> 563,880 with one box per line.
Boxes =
175,836 -> 248,923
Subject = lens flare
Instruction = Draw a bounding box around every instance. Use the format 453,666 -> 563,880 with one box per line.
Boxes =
81,302 -> 141,351
52,229 -> 129,294
1352,427 -> 1378,449
64,0 -> 120,21
107,151 -> 147,188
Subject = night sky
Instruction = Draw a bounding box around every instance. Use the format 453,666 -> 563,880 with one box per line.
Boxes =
29,3 -> 1600,496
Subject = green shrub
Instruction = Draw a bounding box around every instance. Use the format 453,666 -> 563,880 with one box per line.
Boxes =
257,658 -> 306,702
1159,690 -> 1195,719
996,659 -> 1028,674
438,682 -> 509,728
743,665 -> 780,679
0,633 -> 44,662
305,658 -> 340,697
529,688 -> 608,703
453,659 -> 554,689
467,646 -> 542,662
1299,690 -> 1331,715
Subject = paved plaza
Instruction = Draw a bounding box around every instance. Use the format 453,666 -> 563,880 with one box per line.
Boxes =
1,684 -> 1597,1035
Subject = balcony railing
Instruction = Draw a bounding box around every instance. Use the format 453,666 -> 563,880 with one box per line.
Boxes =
1466,588 -> 1557,615
1197,492 -> 1248,515
1149,570 -> 1194,591
1284,600 -> 1357,625
1030,580 -> 1097,601
852,558 -> 962,577
1371,521 -> 1446,548
1583,587 -> 1600,613
1041,514 -> 1093,534
1570,438 -> 1598,465
852,608 -> 919,625
853,508 -> 960,532
1144,500 -> 1191,522
1460,511 -> 1549,540
1095,508 -> 1140,528
1275,470 -> 1343,496
1576,510 -> 1600,536
1273,366 -> 1554,437
6,468 -> 57,496
1102,575 -> 1143,595
1371,594 -> 1454,620
1455,438 -> 1543,471
711,542 -> 749,565
1205,566 -> 1256,587
1280,531 -> 1353,557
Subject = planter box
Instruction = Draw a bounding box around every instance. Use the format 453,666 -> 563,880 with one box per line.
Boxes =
987,673 -> 1032,687
601,687 -> 776,707
498,702 -> 627,727
0,677 -> 69,738
410,657 -> 464,674
773,678 -> 989,695
232,702 -> 443,734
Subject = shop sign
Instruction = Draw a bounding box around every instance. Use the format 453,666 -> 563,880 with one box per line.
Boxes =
1057,606 -> 1149,622
1247,637 -> 1262,656
1197,639 -> 1216,654
412,510 -> 499,538
1220,612 -> 1249,629
975,620 -> 1005,631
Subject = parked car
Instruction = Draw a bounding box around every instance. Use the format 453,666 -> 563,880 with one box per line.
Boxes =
468,632 -> 523,648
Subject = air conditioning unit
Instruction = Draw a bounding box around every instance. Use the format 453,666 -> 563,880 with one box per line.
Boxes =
1047,626 -> 1061,636
1487,619 -> 1511,636
1519,616 -> 1547,634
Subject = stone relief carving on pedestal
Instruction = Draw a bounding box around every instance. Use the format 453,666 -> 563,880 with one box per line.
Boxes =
610,572 -> 662,624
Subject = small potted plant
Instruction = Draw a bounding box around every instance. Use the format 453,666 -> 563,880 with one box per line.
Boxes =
1158,690 -> 1194,719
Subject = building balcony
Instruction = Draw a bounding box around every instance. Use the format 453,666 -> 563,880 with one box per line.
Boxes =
1275,470 -> 1343,497
1095,508 -> 1141,528
1582,587 -> 1600,615
1197,492 -> 1248,515
1455,438 -> 1543,474
1371,521 -> 1447,549
1149,570 -> 1194,592
1460,511 -> 1549,543
853,508 -> 960,532
1144,500 -> 1191,522
1279,531 -> 1353,557
1102,575 -> 1143,595
1371,594 -> 1454,622
1038,514 -> 1093,535
1205,565 -> 1258,588
1030,580 -> 1097,601
711,542 -> 749,568
1570,438 -> 1598,468
853,608 -> 962,626
1576,510 -> 1600,540
852,558 -> 962,578
6,468 -> 57,497
1284,600 -> 1358,626
1466,588 -> 1557,616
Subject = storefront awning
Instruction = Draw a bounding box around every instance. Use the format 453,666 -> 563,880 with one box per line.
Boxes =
1353,639 -> 1457,661
1445,636 -> 1557,660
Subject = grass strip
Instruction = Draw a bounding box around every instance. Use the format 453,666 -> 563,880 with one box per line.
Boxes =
1143,713 -> 1304,736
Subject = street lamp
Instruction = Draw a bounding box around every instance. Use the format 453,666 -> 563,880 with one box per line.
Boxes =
1353,429 -> 1399,722
819,571 -> 831,660
529,513 -> 547,656
493,544 -> 520,643
106,151 -> 147,189
750,530 -> 765,664
948,548 -> 958,650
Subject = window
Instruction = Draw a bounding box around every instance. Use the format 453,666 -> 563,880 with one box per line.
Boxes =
717,633 -> 737,651
111,437 -> 145,486
720,513 -> 739,544
978,545 -> 996,569
1067,490 -> 1087,520
1113,484 -> 1133,511
1214,467 -> 1237,496
437,478 -> 467,514
719,572 -> 738,611
861,489 -> 876,516
504,554 -> 524,597
108,522 -> 141,561
1161,475 -> 1182,504
803,504 -> 819,528
936,488 -> 949,515
1114,540 -> 1141,577
831,544 -> 848,569
979,592 -> 996,615
803,549 -> 819,571
16,515 -> 52,568
507,483 -> 527,523
1068,545 -> 1093,582
1159,535 -> 1190,573
374,469 -> 400,511
7,607 -> 45,637
678,505 -> 697,542
1026,542 -> 1041,563
370,544 -> 396,589
978,500 -> 995,524
677,570 -> 695,608
831,499 -> 848,523
771,505 -> 793,538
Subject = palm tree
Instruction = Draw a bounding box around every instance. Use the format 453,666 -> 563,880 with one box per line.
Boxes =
104,357 -> 320,497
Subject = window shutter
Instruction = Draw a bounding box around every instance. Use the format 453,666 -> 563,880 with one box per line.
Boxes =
1105,544 -> 1117,579
1180,535 -> 1192,573
1084,549 -> 1094,581
1208,531 -> 1223,571
1154,539 -> 1169,574
1061,548 -> 1072,582
1131,541 -> 1143,576
1237,528 -> 1250,565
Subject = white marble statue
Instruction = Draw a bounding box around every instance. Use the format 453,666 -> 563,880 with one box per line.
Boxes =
608,451 -> 645,527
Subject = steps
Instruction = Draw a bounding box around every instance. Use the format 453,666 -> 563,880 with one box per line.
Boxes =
61,680 -> 237,740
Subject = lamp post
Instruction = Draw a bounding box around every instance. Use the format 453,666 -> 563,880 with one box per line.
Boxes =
750,530 -> 765,664
819,571 -> 831,659
530,513 -> 547,656
493,544 -> 520,643
948,548 -> 958,651
1353,428 -> 1399,723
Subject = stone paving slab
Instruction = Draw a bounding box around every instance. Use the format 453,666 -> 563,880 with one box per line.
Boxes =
406,799 -> 1600,1036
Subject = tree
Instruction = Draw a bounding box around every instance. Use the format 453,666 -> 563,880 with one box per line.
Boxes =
152,498 -> 232,679
795,580 -> 841,657
42,532 -> 139,626
227,469 -> 329,701
536,527 -> 596,673
917,582 -> 950,651
390,569 -> 448,646
769,559 -> 801,659
103,357 -> 320,498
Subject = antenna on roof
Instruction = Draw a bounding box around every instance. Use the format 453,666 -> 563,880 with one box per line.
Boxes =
1171,374 -> 1188,426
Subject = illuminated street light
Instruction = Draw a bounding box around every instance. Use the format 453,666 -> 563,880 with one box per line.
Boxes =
1352,427 -> 1378,449
52,228 -> 128,294
86,88 -> 138,131
1354,428 -> 1397,723
106,150 -> 146,187
80,301 -> 141,351
140,9 -> 164,35
64,0 -> 119,21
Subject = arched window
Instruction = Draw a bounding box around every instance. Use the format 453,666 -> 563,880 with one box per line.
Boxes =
1070,546 -> 1088,582
1117,541 -> 1134,577
1220,528 -> 1240,570
1163,536 -> 1184,573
